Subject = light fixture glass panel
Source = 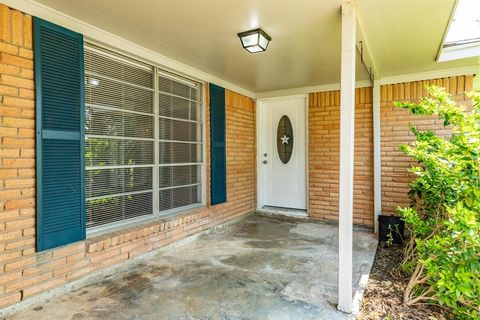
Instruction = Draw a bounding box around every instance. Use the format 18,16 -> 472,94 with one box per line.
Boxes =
246,45 -> 263,53
238,28 -> 271,53
241,33 -> 259,47
259,34 -> 269,50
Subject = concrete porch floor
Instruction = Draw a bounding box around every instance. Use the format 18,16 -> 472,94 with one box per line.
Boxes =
8,215 -> 377,320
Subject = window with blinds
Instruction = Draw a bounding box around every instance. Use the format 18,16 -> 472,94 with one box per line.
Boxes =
84,44 -> 203,230
85,45 -> 155,229
158,73 -> 203,212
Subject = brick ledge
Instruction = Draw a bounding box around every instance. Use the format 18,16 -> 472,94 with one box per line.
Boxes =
85,207 -> 210,254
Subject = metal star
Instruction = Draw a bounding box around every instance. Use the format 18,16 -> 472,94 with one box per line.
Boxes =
280,134 -> 290,145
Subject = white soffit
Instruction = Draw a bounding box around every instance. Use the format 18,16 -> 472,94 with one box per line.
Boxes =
358,0 -> 479,77
4,0 -> 479,94
10,0 -> 371,93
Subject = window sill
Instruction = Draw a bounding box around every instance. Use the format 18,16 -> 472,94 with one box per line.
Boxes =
85,204 -> 209,254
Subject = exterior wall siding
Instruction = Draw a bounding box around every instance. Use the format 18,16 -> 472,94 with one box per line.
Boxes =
308,88 -> 374,226
380,76 -> 473,215
308,75 -> 473,225
0,4 -> 256,309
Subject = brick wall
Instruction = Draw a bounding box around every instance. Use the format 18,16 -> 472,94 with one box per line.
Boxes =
308,76 -> 474,225
380,75 -> 474,215
0,4 -> 36,309
208,89 -> 257,225
308,88 -> 374,226
0,4 -> 256,309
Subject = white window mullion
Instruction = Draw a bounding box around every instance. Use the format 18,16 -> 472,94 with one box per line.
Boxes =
153,67 -> 160,216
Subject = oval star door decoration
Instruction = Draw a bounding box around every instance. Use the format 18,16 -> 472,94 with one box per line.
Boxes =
276,115 -> 294,164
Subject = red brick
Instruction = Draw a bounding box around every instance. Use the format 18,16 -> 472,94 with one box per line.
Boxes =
0,52 -> 33,69
22,277 -> 67,298
0,292 -> 21,308
4,256 -> 36,272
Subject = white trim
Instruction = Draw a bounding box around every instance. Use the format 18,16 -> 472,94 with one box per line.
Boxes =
255,80 -> 371,99
153,67 -> 160,216
338,1 -> 356,314
435,0 -> 460,62
378,66 -> 478,85
256,66 -> 478,99
437,42 -> 480,62
257,207 -> 308,219
256,94 -> 309,102
201,85 -> 207,208
158,70 -> 200,89
4,0 -> 255,99
372,80 -> 381,235
305,94 -> 310,217
256,97 -> 262,209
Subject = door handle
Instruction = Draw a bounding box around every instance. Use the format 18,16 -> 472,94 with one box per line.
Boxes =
263,160 -> 268,164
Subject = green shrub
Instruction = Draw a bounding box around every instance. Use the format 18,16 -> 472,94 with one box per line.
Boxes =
395,86 -> 480,319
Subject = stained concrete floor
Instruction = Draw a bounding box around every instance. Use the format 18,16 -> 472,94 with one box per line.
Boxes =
7,215 -> 377,320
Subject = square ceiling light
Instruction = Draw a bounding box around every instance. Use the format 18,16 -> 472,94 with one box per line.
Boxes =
238,28 -> 271,53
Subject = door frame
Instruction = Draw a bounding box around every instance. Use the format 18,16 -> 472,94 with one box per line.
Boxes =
256,94 -> 309,214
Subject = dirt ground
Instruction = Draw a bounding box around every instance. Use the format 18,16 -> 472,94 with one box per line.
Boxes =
358,243 -> 450,320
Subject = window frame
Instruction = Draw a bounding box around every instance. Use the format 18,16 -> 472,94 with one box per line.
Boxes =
85,40 -> 207,237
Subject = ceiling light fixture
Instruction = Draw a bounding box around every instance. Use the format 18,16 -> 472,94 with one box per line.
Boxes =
237,28 -> 271,53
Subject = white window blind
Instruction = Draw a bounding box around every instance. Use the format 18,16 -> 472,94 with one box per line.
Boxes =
85,45 -> 155,229
84,45 -> 203,230
158,73 -> 203,212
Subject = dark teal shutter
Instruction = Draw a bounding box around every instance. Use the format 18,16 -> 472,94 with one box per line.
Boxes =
209,84 -> 227,205
34,18 -> 86,251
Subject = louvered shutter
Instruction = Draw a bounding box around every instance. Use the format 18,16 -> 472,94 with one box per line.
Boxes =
209,84 -> 227,205
34,18 -> 86,251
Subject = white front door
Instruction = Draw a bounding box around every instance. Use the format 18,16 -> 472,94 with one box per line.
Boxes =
259,96 -> 307,210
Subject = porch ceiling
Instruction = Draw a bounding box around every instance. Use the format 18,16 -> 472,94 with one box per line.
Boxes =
32,0 -> 478,92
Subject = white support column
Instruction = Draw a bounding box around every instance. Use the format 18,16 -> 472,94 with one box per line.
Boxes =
373,80 -> 381,234
338,1 -> 356,313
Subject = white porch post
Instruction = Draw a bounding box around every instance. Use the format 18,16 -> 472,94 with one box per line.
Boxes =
373,80 -> 381,234
338,0 -> 356,313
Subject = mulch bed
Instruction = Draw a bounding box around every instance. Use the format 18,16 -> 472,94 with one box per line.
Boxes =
358,243 -> 450,320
